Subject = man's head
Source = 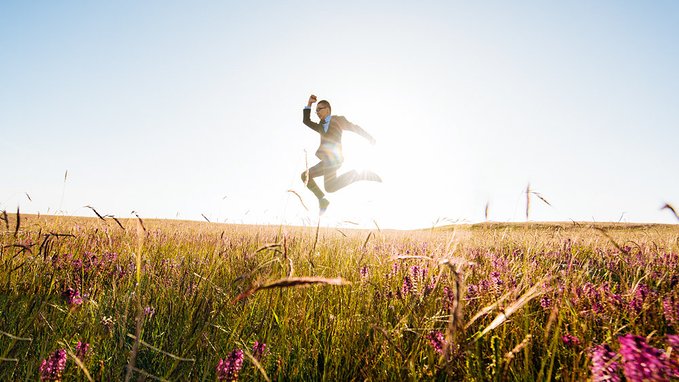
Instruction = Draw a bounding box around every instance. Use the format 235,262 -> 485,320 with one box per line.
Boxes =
315,100 -> 331,120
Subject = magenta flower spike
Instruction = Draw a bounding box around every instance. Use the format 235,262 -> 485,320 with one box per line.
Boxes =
217,349 -> 244,381
426,331 -> 446,355
75,341 -> 90,360
39,349 -> 67,381
62,288 -> 83,307
589,344 -> 620,382
252,340 -> 267,361
618,334 -> 672,382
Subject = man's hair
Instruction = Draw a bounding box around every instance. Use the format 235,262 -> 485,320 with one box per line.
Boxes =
318,100 -> 331,113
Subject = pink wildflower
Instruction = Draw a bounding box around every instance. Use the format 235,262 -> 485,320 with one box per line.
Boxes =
39,349 -> 67,381
62,288 -> 83,307
589,344 -> 620,382
143,306 -> 155,318
618,334 -> 672,381
75,341 -> 90,360
401,275 -> 413,297
540,296 -> 552,310
359,265 -> 369,279
217,349 -> 244,381
663,296 -> 679,327
561,333 -> 581,348
426,331 -> 446,355
252,340 -> 267,362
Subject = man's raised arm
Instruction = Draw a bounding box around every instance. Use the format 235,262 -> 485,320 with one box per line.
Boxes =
303,94 -> 322,132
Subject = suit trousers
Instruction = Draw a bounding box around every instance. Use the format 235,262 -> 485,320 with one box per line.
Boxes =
301,160 -> 359,199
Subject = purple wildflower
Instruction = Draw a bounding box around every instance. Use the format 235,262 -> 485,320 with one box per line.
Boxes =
62,288 -> 83,307
443,286 -> 455,310
423,278 -> 436,297
39,349 -> 67,381
401,275 -> 413,297
426,331 -> 446,355
589,344 -> 620,382
628,284 -> 654,314
540,296 -> 552,310
466,284 -> 478,300
667,334 -> 679,349
571,285 -> 585,307
71,259 -> 83,272
143,306 -> 155,318
608,292 -> 625,309
591,301 -> 604,315
663,296 -> 678,327
75,341 -> 90,360
388,262 -> 400,278
490,271 -> 503,287
406,265 -> 427,296
628,298 -> 643,314
583,282 -> 600,300
359,265 -> 369,280
216,349 -> 244,381
667,335 -> 679,378
479,279 -> 490,294
618,334 -> 672,381
561,333 -> 581,348
103,251 -> 118,263
491,254 -> 509,272
410,265 -> 427,280
252,340 -> 267,362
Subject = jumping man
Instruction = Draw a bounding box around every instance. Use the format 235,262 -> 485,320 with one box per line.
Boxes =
301,94 -> 382,214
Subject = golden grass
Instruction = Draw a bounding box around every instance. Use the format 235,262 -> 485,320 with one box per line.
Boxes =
2,212 -> 677,380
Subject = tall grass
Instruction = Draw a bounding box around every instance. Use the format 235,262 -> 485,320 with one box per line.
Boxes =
1,215 -> 678,380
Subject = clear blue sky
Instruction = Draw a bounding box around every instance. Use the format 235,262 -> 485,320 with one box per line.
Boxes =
2,1 -> 678,229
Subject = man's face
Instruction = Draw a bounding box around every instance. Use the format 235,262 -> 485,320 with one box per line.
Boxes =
316,104 -> 330,120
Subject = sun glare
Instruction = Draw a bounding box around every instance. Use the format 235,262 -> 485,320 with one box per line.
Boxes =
341,135 -> 377,174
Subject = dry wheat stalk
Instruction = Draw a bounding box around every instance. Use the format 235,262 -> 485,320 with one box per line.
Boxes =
473,281 -> 547,341
439,259 -> 466,360
84,205 -> 106,221
1,210 -> 8,230
126,334 -> 196,362
287,189 -> 309,211
662,203 -> 679,222
465,292 -> 512,330
504,334 -> 532,362
14,207 -> 20,238
526,183 -> 531,221
393,255 -> 434,261
232,276 -> 351,303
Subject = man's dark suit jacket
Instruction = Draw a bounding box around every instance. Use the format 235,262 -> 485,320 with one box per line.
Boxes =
303,108 -> 371,164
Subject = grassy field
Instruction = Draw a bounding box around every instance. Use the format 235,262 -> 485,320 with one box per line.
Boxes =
1,213 -> 678,381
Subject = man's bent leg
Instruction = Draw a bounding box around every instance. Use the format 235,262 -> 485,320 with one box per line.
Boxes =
302,161 -> 334,199
324,169 -> 356,193
325,169 -> 381,193
302,171 -> 325,199
301,170 -> 325,200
